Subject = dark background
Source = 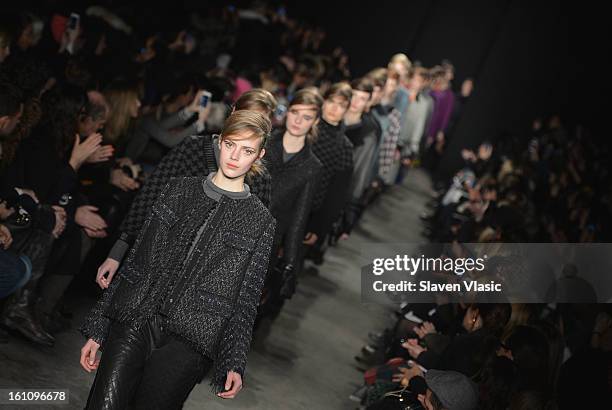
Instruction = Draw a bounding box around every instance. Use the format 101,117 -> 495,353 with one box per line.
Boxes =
291,0 -> 610,177
16,0 -> 611,177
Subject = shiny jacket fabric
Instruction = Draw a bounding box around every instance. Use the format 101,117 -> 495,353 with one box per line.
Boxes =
264,130 -> 322,267
79,176 -> 276,394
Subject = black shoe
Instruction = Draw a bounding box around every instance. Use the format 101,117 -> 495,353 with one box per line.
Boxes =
1,289 -> 55,347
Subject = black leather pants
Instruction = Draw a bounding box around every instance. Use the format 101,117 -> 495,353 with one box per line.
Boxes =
85,314 -> 213,410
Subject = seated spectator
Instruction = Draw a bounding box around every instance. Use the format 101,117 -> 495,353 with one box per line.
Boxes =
123,74 -> 211,170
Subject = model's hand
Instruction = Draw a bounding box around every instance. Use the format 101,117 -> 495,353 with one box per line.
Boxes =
96,258 -> 119,289
80,338 -> 101,373
217,371 -> 242,399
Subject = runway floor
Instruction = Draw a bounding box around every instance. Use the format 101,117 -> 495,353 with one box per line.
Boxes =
0,169 -> 432,410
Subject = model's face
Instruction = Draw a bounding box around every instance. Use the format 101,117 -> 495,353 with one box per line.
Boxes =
285,104 -> 318,137
322,96 -> 349,125
219,130 -> 265,179
349,90 -> 371,114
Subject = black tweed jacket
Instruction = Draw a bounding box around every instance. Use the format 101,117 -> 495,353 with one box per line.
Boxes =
264,130 -> 322,267
116,134 -> 272,250
80,176 -> 276,394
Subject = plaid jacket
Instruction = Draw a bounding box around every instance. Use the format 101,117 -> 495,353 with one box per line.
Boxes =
311,119 -> 353,211
376,107 -> 402,177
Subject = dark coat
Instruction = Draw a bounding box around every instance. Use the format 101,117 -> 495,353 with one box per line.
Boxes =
264,130 -> 322,267
113,134 -> 272,255
307,120 -> 354,238
80,176 -> 276,394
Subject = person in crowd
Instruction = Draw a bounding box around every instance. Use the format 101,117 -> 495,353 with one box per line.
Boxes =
123,74 -> 211,170
259,87 -> 323,318
1,83 -> 104,342
79,110 -> 276,406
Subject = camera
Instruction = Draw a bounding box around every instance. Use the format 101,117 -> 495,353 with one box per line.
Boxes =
68,13 -> 80,30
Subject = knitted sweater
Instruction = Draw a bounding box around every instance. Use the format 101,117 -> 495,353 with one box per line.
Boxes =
80,175 -> 276,394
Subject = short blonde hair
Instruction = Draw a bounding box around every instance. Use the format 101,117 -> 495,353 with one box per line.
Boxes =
388,53 -> 412,69
220,110 -> 272,178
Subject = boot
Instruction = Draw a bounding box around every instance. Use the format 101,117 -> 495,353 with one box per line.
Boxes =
1,286 -> 55,347
37,274 -> 74,335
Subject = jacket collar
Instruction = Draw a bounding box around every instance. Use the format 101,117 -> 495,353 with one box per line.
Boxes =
265,129 -> 312,169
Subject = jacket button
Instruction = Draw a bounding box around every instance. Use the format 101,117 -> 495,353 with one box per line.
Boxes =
169,298 -> 173,303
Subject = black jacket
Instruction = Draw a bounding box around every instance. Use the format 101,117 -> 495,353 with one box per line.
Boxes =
80,176 -> 276,394
110,134 -> 272,262
307,120 -> 353,238
264,130 -> 322,267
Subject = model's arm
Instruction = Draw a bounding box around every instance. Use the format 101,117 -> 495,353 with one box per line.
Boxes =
80,179 -> 180,345
210,217 -> 276,394
110,137 -> 199,264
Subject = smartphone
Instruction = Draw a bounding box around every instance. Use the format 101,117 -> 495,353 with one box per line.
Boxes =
274,104 -> 287,120
200,91 -> 212,107
68,13 -> 80,30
